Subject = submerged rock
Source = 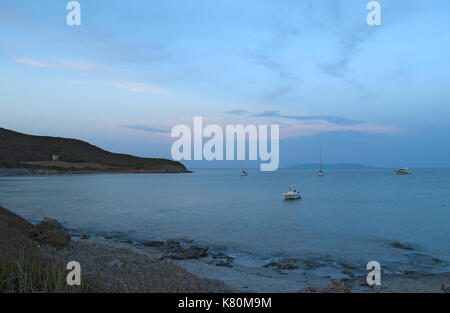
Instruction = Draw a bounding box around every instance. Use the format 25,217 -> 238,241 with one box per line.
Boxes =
162,241 -> 209,260
263,258 -> 299,271
391,241 -> 415,251
211,259 -> 233,267
142,241 -> 165,247
209,252 -> 234,267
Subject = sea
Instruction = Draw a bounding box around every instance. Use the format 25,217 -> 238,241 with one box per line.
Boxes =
1,168 -> 449,275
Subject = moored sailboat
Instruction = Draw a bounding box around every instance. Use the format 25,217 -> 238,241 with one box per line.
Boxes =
317,148 -> 324,176
240,161 -> 248,176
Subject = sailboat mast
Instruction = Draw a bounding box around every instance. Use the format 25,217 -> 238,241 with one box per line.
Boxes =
320,148 -> 322,171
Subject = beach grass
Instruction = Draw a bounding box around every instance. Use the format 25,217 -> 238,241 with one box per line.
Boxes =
0,205 -> 100,293
0,205 -> 232,293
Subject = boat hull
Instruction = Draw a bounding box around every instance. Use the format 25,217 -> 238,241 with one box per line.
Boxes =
283,194 -> 302,200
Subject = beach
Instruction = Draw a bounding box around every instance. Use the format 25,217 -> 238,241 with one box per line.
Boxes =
1,205 -> 448,293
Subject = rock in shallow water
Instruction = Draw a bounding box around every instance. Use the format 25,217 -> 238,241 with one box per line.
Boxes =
391,241 -> 415,250
142,241 -> 165,247
263,258 -> 299,271
208,252 -> 234,267
162,241 -> 209,260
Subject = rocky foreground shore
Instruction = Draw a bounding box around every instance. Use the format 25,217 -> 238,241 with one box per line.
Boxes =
0,205 -> 230,292
0,205 -> 449,293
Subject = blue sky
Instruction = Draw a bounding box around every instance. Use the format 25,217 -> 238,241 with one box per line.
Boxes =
1,0 -> 450,168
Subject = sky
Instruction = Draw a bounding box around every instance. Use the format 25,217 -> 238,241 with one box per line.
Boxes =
1,0 -> 450,168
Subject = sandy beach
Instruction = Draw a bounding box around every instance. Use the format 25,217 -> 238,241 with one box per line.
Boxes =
1,204 -> 448,293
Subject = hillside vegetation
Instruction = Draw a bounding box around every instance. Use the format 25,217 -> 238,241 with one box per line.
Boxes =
0,127 -> 188,173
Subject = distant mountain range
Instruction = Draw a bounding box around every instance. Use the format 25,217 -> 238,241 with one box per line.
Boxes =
0,127 -> 189,173
288,163 -> 373,169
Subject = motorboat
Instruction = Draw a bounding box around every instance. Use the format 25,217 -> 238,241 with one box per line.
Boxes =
283,185 -> 302,200
395,167 -> 412,175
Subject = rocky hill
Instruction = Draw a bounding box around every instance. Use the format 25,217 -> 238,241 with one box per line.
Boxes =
0,127 -> 189,173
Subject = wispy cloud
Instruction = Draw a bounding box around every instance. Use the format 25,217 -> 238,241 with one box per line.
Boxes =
252,111 -> 280,118
251,110 -> 362,126
281,115 -> 362,126
13,57 -> 109,73
110,82 -> 166,94
260,85 -> 293,103
55,59 -> 111,74
225,109 -> 251,115
13,56 -> 165,94
120,125 -> 169,133
249,53 -> 291,79
13,57 -> 49,68
279,121 -> 402,138
319,27 -> 375,78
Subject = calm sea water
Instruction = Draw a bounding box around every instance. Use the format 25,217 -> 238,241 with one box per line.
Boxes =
1,169 -> 449,274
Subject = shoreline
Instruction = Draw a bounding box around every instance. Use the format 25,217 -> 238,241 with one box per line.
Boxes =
0,165 -> 192,176
75,235 -> 450,293
0,205 -> 230,292
1,205 -> 449,292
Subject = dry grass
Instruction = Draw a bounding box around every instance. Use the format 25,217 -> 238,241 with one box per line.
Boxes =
0,205 -> 233,293
0,205 -> 99,293
0,248 -> 92,293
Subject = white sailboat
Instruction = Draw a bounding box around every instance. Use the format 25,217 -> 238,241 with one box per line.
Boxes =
317,148 -> 324,177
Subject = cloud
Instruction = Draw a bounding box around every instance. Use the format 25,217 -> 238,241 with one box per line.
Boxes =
13,57 -> 113,78
13,56 -> 165,94
225,109 -> 251,115
260,85 -> 293,103
252,111 -> 281,117
319,28 -> 375,78
55,59 -> 111,74
251,54 -> 291,79
251,110 -> 362,125
279,121 -> 402,138
120,125 -> 168,133
110,82 -> 166,94
280,115 -> 362,126
13,57 -> 109,73
13,58 -> 49,68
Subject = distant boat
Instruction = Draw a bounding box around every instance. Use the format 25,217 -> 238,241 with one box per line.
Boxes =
395,167 -> 412,175
283,185 -> 302,200
317,148 -> 324,177
240,161 -> 248,176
